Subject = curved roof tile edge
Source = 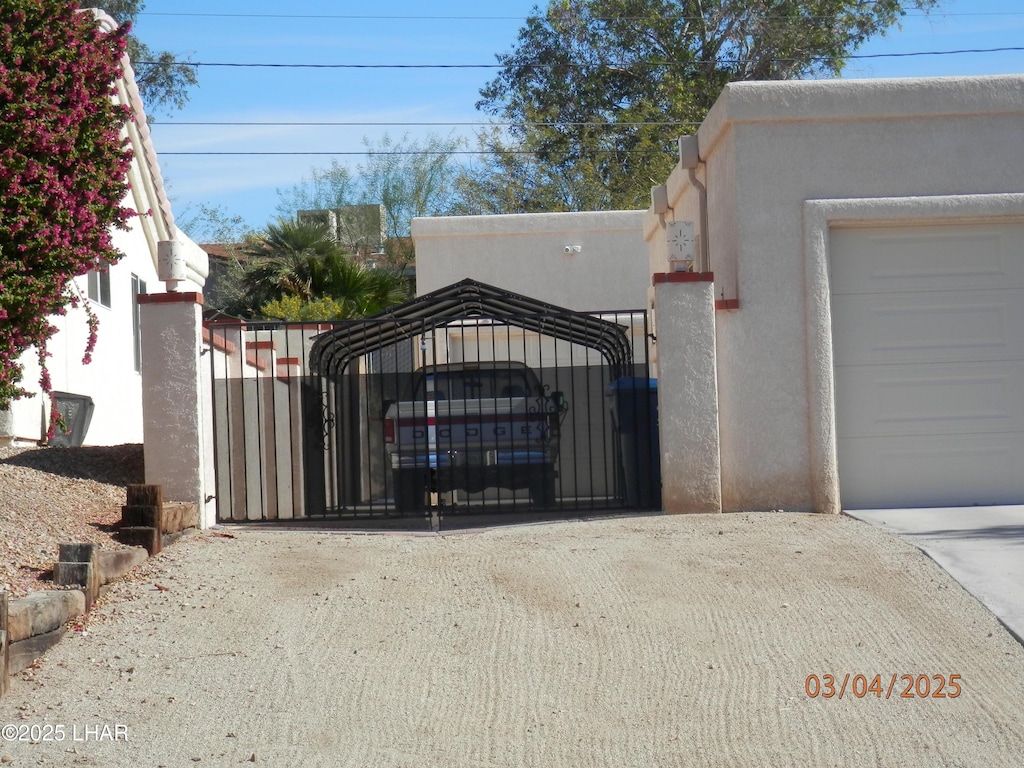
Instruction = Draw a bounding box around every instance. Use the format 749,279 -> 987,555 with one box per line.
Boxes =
90,9 -> 208,286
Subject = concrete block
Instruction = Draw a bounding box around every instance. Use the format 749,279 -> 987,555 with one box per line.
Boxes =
53,561 -> 98,608
97,548 -> 149,585
121,504 -> 161,528
9,628 -> 65,674
55,544 -> 100,606
127,484 -> 163,508
58,542 -> 98,564
162,502 -> 198,533
123,502 -> 197,534
119,526 -> 161,555
6,591 -> 86,643
1,593 -> 7,695
1,630 -> 8,695
53,561 -> 91,587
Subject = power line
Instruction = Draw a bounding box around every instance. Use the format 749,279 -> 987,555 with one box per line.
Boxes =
139,13 -> 531,20
143,62 -> 496,69
160,150 -> 673,156
137,47 -> 1024,70
155,121 -> 702,128
855,46 -> 1024,60
137,11 -> 1024,21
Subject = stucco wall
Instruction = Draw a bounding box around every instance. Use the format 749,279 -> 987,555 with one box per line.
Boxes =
6,216 -> 162,446
412,211 -> 649,311
647,74 -> 1024,512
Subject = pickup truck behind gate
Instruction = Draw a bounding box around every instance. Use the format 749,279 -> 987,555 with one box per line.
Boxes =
383,362 -> 565,512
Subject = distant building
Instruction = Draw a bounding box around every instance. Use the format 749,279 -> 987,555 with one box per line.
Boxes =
298,205 -> 387,257
198,243 -> 247,314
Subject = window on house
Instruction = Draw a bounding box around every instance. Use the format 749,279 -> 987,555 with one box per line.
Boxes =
87,268 -> 111,308
131,274 -> 146,372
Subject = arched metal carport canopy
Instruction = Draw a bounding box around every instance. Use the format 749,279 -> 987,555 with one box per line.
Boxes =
308,278 -> 634,377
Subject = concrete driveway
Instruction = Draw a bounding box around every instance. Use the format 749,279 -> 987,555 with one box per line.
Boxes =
846,506 -> 1024,644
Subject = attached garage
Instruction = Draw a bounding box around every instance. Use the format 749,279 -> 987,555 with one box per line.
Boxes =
640,75 -> 1024,514
830,222 -> 1024,509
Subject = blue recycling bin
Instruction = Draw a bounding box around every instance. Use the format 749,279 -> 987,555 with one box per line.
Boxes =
606,377 -> 661,508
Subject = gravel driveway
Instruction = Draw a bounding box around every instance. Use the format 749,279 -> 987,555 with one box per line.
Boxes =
3,512 -> 1024,766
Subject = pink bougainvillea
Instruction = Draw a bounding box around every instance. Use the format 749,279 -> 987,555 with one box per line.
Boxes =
0,0 -> 134,413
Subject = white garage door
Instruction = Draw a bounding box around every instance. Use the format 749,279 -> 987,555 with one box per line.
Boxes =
831,222 -> 1024,509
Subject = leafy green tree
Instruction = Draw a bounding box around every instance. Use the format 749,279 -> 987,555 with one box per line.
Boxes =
88,0 -> 198,114
231,219 -> 339,316
177,202 -> 252,246
259,261 -> 410,320
176,203 -> 255,315
276,160 -> 358,216
474,0 -> 940,211
259,295 -> 350,322
452,127 -> 607,214
359,133 -> 466,239
277,133 -> 466,268
230,219 -> 410,320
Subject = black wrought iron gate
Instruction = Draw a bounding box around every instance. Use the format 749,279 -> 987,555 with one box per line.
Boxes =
207,281 -> 659,528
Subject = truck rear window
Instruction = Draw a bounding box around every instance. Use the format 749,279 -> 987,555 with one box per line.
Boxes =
415,369 -> 534,401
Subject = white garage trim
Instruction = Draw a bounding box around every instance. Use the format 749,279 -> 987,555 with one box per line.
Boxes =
804,193 -> 1024,513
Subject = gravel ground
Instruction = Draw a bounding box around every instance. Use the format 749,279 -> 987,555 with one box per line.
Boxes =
0,444 -> 143,598
2,512 -> 1024,767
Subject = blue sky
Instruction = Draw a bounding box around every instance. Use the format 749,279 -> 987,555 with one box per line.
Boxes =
129,0 -> 1024,237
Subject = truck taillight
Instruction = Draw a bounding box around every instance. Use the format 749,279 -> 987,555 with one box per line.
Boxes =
384,418 -> 395,444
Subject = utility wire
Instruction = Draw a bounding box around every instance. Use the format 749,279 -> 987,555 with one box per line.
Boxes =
137,11 -> 1022,21
155,121 -> 703,127
137,47 -> 1024,69
160,150 -> 673,156
138,13 -> 533,20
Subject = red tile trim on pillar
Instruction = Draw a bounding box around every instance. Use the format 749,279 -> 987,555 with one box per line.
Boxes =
202,327 -> 237,354
651,272 -> 740,310
137,292 -> 204,306
276,357 -> 302,382
652,271 -> 715,285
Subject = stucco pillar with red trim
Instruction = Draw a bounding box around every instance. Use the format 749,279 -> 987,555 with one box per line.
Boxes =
652,272 -> 723,513
137,292 -> 213,526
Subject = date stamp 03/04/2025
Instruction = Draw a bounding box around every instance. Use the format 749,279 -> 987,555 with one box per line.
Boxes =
805,674 -> 963,700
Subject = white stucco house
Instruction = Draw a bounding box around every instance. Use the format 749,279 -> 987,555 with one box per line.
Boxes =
647,74 -> 1024,514
29,66 -> 1015,524
0,11 -> 207,448
412,74 -> 1024,516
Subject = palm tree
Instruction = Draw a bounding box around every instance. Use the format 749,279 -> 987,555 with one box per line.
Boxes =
235,219 -> 336,310
308,251 -> 410,318
229,218 -> 410,320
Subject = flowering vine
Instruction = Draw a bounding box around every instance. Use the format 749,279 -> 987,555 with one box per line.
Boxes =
0,1 -> 134,415
82,302 -> 99,366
